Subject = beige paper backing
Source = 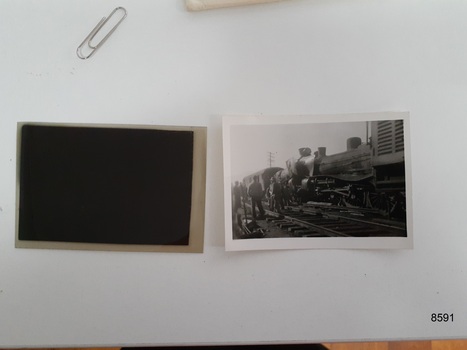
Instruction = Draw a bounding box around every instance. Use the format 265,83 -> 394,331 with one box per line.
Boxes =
186,0 -> 285,11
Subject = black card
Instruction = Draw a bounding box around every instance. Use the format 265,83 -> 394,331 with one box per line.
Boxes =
17,123 -> 206,252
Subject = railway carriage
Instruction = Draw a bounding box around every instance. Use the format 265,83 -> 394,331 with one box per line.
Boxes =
242,167 -> 284,192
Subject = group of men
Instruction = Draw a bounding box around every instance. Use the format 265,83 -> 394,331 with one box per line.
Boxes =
233,175 -> 290,221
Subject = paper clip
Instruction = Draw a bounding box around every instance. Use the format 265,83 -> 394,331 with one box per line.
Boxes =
76,7 -> 127,60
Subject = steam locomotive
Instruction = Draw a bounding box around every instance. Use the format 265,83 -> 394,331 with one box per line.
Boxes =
243,120 -> 406,219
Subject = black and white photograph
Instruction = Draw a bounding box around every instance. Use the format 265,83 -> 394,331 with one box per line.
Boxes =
223,113 -> 412,251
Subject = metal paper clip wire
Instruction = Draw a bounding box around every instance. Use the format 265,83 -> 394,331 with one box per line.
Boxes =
77,7 -> 127,59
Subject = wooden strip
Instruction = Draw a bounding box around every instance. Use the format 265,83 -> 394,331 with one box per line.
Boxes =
388,341 -> 431,350
432,340 -> 467,350
325,342 -> 389,350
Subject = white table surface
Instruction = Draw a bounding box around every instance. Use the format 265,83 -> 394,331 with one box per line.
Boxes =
1,0 -> 467,347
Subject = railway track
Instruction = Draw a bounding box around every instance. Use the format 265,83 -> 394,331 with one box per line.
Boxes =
240,202 -> 406,238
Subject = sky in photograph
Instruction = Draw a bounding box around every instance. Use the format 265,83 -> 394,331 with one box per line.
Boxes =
229,121 -> 368,182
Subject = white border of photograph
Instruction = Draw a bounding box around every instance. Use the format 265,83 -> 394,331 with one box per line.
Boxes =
223,112 -> 413,251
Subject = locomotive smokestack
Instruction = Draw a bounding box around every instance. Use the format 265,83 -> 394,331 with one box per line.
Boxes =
347,137 -> 362,151
318,147 -> 326,157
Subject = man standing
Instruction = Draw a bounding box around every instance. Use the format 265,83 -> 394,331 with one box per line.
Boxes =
233,181 -> 242,212
269,177 -> 283,213
248,175 -> 265,219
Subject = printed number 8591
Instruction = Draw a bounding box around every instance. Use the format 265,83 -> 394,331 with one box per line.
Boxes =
431,313 -> 453,322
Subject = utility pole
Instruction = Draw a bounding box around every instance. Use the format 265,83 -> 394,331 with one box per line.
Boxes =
267,151 -> 277,167
366,121 -> 369,144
